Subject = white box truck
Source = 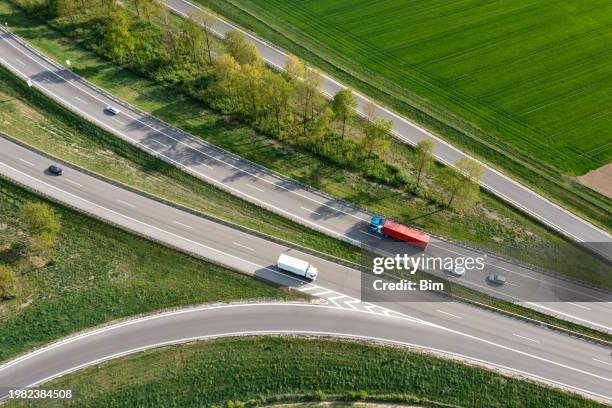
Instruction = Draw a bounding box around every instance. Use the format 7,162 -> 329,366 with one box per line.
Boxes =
277,253 -> 318,280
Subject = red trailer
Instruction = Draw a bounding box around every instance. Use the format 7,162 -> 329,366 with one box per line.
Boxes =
381,220 -> 430,249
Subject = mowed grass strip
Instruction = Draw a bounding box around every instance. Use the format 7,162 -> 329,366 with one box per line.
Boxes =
7,337 -> 606,408
0,180 -> 302,361
195,0 -> 612,232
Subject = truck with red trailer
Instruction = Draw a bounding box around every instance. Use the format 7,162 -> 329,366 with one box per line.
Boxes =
368,216 -> 430,249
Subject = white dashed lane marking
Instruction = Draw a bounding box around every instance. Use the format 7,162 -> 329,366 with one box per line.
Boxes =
18,158 -> 35,166
64,178 -> 82,187
437,310 -> 462,319
233,242 -> 254,251
172,221 -> 193,229
150,139 -> 169,148
300,206 -> 321,216
245,183 -> 265,193
592,358 -> 612,368
116,199 -> 135,208
513,333 -> 540,344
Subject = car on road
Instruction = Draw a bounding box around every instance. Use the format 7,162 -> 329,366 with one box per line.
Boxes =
445,268 -> 465,277
47,165 -> 64,176
487,274 -> 507,285
104,105 -> 120,115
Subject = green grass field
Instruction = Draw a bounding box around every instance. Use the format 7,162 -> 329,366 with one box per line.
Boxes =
6,337 -> 604,408
0,180 -> 301,361
217,0 -> 612,176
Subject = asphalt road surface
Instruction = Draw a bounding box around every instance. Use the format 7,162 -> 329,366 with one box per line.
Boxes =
0,303 -> 611,403
162,0 -> 612,249
0,139 -> 611,402
0,28 -> 610,330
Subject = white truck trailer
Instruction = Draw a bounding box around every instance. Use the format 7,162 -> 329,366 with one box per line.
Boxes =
277,253 -> 318,280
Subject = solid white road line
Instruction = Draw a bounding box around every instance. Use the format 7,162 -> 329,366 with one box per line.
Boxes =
513,333 -> 540,344
300,206 -> 321,216
233,242 -> 254,251
64,178 -> 82,187
245,183 -> 265,193
437,310 -> 462,319
116,199 -> 135,208
18,158 -> 35,166
172,220 -> 193,229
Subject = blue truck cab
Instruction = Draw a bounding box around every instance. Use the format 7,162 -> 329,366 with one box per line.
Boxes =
368,215 -> 385,236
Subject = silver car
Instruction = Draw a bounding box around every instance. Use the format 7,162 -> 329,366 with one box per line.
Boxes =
488,274 -> 507,285
104,105 -> 120,115
445,268 -> 465,277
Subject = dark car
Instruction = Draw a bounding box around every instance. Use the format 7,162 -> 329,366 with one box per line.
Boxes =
487,274 -> 507,285
48,165 -> 64,176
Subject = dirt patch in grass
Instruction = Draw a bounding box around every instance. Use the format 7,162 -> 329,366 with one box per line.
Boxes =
577,162 -> 612,199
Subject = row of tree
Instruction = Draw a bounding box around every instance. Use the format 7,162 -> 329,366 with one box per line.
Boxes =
40,0 -> 482,211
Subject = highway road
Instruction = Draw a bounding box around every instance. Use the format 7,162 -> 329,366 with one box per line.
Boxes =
163,0 -> 612,248
0,27 -> 610,331
0,303 -> 611,403
0,139 -> 611,402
